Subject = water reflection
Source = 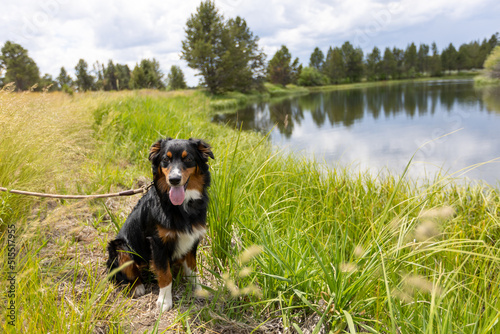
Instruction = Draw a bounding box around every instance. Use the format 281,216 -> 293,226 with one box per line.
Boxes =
213,80 -> 500,185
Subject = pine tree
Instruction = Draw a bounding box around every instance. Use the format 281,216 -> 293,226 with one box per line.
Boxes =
181,1 -> 265,93
115,64 -> 131,90
130,59 -> 165,89
366,46 -> 382,81
267,45 -> 301,87
392,47 -> 404,79
57,67 -> 73,88
382,47 -> 397,79
441,43 -> 458,73
167,65 -> 187,90
429,43 -> 442,77
39,73 -> 58,91
309,47 -> 325,70
103,60 -> 118,91
74,59 -> 95,92
0,41 -> 40,91
219,16 -> 266,92
323,46 -> 345,84
341,41 -> 364,82
417,44 -> 430,74
404,43 -> 417,77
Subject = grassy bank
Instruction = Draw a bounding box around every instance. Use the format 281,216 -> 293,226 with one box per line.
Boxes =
1,89 -> 499,333
209,83 -> 308,111
308,72 -> 478,93
474,74 -> 500,86
210,74 -> 477,112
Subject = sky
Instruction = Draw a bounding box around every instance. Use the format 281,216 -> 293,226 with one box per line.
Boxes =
1,0 -> 499,86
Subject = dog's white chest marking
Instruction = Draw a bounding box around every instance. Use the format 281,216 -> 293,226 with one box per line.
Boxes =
173,227 -> 206,260
184,189 -> 202,202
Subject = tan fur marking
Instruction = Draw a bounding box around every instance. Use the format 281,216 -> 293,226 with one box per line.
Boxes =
118,251 -> 141,283
155,167 -> 170,193
152,262 -> 173,288
197,142 -> 213,159
186,167 -> 205,192
157,225 -> 177,243
149,140 -> 162,161
184,252 -> 197,271
167,151 -> 172,158
182,150 -> 188,158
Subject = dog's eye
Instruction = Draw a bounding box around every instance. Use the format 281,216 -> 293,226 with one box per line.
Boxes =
184,157 -> 192,163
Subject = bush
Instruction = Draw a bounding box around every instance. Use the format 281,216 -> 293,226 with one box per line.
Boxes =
484,45 -> 500,79
297,66 -> 328,86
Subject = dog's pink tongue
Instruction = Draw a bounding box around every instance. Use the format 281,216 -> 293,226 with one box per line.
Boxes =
169,186 -> 185,206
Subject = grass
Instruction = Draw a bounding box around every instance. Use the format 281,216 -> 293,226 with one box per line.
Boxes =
309,72 -> 479,93
474,74 -> 500,87
1,87 -> 499,333
209,83 -> 309,111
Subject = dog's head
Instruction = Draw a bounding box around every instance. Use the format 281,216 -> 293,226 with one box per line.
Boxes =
148,138 -> 214,205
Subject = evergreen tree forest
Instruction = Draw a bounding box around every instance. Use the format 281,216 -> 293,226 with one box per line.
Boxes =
0,0 -> 498,92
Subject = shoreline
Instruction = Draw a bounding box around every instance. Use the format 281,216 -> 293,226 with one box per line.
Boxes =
209,73 -> 478,111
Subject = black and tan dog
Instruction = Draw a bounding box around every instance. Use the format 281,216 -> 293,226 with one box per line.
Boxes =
107,138 -> 214,312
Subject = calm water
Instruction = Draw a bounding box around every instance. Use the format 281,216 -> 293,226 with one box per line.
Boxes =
214,80 -> 500,186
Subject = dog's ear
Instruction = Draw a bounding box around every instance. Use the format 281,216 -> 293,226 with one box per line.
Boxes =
149,138 -> 171,164
189,138 -> 214,161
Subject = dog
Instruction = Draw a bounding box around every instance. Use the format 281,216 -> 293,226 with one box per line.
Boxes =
107,137 -> 214,312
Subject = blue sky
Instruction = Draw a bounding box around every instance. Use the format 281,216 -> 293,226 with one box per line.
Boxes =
1,0 -> 498,86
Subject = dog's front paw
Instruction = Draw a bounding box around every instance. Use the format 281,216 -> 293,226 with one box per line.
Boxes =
157,296 -> 173,313
157,285 -> 173,313
134,284 -> 146,298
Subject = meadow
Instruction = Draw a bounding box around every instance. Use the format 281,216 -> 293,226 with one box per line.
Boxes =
1,87 -> 499,333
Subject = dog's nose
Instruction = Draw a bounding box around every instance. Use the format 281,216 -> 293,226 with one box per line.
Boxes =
169,175 -> 181,186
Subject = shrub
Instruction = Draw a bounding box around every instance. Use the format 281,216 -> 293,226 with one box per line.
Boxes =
297,66 -> 328,86
484,45 -> 500,79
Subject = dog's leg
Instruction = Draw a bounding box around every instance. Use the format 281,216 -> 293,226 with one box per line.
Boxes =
109,240 -> 145,297
155,261 -> 173,312
182,247 -> 202,293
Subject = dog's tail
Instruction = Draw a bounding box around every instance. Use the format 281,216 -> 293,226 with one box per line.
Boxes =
106,238 -> 135,284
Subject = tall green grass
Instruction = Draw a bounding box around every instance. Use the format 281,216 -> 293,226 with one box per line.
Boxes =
1,89 -> 499,333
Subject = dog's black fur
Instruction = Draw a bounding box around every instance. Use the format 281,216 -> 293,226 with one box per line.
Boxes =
106,137 -> 214,311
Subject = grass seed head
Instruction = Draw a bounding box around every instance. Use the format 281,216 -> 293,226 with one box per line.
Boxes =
239,245 -> 263,264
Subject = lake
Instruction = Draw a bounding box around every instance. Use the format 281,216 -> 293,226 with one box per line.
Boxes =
214,80 -> 500,186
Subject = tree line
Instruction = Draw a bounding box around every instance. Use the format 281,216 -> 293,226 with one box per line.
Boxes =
0,0 -> 498,93
0,41 -> 187,92
297,36 -> 498,86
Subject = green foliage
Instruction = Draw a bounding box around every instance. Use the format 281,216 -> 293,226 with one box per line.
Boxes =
0,41 -> 40,91
404,42 -> 418,77
57,67 -> 72,88
74,59 -> 95,92
366,46 -> 382,81
220,16 -> 266,92
429,42 -> 443,77
309,47 -> 324,70
167,65 -> 187,90
417,43 -> 430,73
38,73 -> 58,91
483,45 -> 500,79
130,58 -> 164,90
181,1 -> 265,94
268,45 -> 301,86
323,46 -> 345,84
341,41 -> 364,83
441,43 -> 458,73
297,66 -> 328,86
